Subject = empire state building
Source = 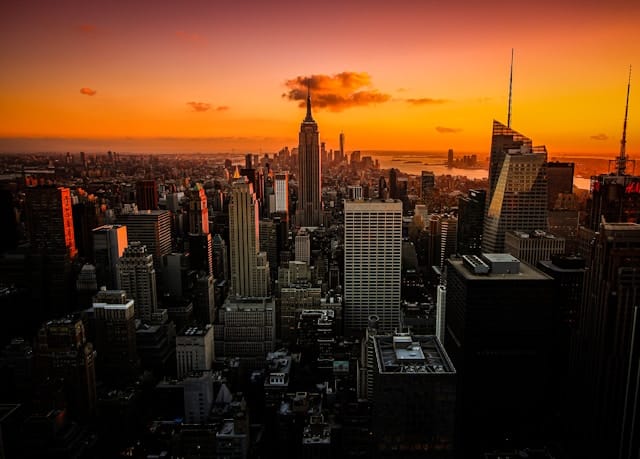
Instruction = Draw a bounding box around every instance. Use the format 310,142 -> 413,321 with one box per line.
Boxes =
297,89 -> 322,227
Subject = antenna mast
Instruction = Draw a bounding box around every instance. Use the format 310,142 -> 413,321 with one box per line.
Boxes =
617,66 -> 632,175
507,49 -> 514,128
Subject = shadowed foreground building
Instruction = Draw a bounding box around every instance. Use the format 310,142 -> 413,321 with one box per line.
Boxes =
371,333 -> 456,457
444,254 -> 553,457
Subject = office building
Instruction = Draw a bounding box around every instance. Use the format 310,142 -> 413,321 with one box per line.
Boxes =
186,185 -> 209,234
421,171 -> 435,204
547,161 -> 574,209
297,89 -> 322,227
34,315 -> 97,419
229,175 -> 270,297
295,228 -> 311,264
445,254 -> 554,456
504,230 -> 565,266
371,333 -> 456,456
570,223 -> 640,458
274,172 -> 289,218
344,200 -> 402,333
187,232 -> 213,277
184,371 -> 214,424
92,289 -> 139,380
135,179 -> 158,210
176,325 -> 214,378
117,242 -> 158,323
456,189 -> 486,256
92,224 -> 128,289
212,233 -> 229,282
116,209 -> 172,272
483,121 -> 548,252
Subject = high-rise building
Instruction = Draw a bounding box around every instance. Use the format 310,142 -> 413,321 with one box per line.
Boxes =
135,179 -> 158,210
274,172 -> 289,218
344,200 -> 402,333
117,242 -> 158,323
176,325 -> 214,378
297,89 -> 322,227
25,186 -> 77,258
116,209 -> 172,272
184,371 -> 214,424
483,121 -> 548,253
229,175 -> 270,297
92,289 -> 139,380
444,254 -> 554,456
371,333 -> 456,455
456,189 -> 486,255
92,224 -> 128,289
212,233 -> 229,282
34,315 -> 97,419
295,229 -> 311,264
569,223 -> 640,458
421,171 -> 436,204
186,185 -> 209,234
547,161 -> 574,209
389,168 -> 399,200
187,233 -> 213,277
504,230 -> 565,266
25,186 -> 78,314
339,131 -> 345,164
586,72 -> 640,230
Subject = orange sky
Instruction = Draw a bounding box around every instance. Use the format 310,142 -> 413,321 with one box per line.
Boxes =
1,0 -> 639,156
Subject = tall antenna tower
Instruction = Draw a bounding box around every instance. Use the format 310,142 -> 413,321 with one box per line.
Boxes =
616,66 -> 632,175
507,49 -> 514,128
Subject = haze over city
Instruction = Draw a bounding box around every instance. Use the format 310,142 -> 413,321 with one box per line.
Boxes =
1,0 -> 639,155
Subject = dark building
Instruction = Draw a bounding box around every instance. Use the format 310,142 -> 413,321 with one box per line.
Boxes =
371,333 -> 456,457
72,200 -> 100,258
586,173 -> 640,230
116,209 -> 172,273
569,223 -> 640,458
0,189 -> 19,253
546,161 -> 574,209
456,189 -> 486,255
421,171 -> 435,203
135,179 -> 158,210
187,232 -> 213,277
444,254 -> 554,457
389,168 -> 399,200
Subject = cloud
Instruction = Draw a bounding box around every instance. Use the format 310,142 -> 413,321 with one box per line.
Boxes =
406,98 -> 448,106
283,72 -> 391,111
590,133 -> 608,141
216,106 -> 230,111
80,87 -> 97,96
187,102 -> 212,112
435,126 -> 462,134
176,31 -> 207,45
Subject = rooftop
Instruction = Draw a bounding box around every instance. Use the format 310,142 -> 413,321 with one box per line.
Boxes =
374,334 -> 455,375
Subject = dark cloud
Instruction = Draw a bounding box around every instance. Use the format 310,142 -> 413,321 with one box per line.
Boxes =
283,72 -> 390,111
187,102 -> 211,112
406,98 -> 448,105
590,133 -> 608,141
216,106 -> 230,111
80,87 -> 96,96
435,126 -> 462,134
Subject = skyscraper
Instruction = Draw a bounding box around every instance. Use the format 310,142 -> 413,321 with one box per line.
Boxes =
445,254 -> 554,456
186,185 -> 209,234
344,200 -> 402,333
135,179 -> 158,211
483,121 -> 548,253
117,241 -> 158,323
456,189 -> 486,255
116,209 -> 172,272
297,88 -> 322,227
25,186 -> 77,258
274,172 -> 289,218
229,175 -> 269,297
570,223 -> 640,458
93,224 -> 128,289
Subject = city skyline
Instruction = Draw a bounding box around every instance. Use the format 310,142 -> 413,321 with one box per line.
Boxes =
1,1 -> 639,156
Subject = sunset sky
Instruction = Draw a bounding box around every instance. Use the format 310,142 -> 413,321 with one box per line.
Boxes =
1,0 -> 639,156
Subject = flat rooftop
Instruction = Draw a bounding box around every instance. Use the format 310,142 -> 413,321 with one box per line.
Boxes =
449,257 -> 552,281
374,334 -> 455,375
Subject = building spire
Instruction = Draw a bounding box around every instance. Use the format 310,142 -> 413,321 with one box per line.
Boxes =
507,48 -> 514,128
616,65 -> 632,175
304,78 -> 314,122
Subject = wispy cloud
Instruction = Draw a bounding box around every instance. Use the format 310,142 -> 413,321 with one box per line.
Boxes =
80,87 -> 97,96
435,126 -> 462,134
216,106 -> 230,111
406,98 -> 448,106
187,102 -> 212,112
590,133 -> 608,141
283,72 -> 391,111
